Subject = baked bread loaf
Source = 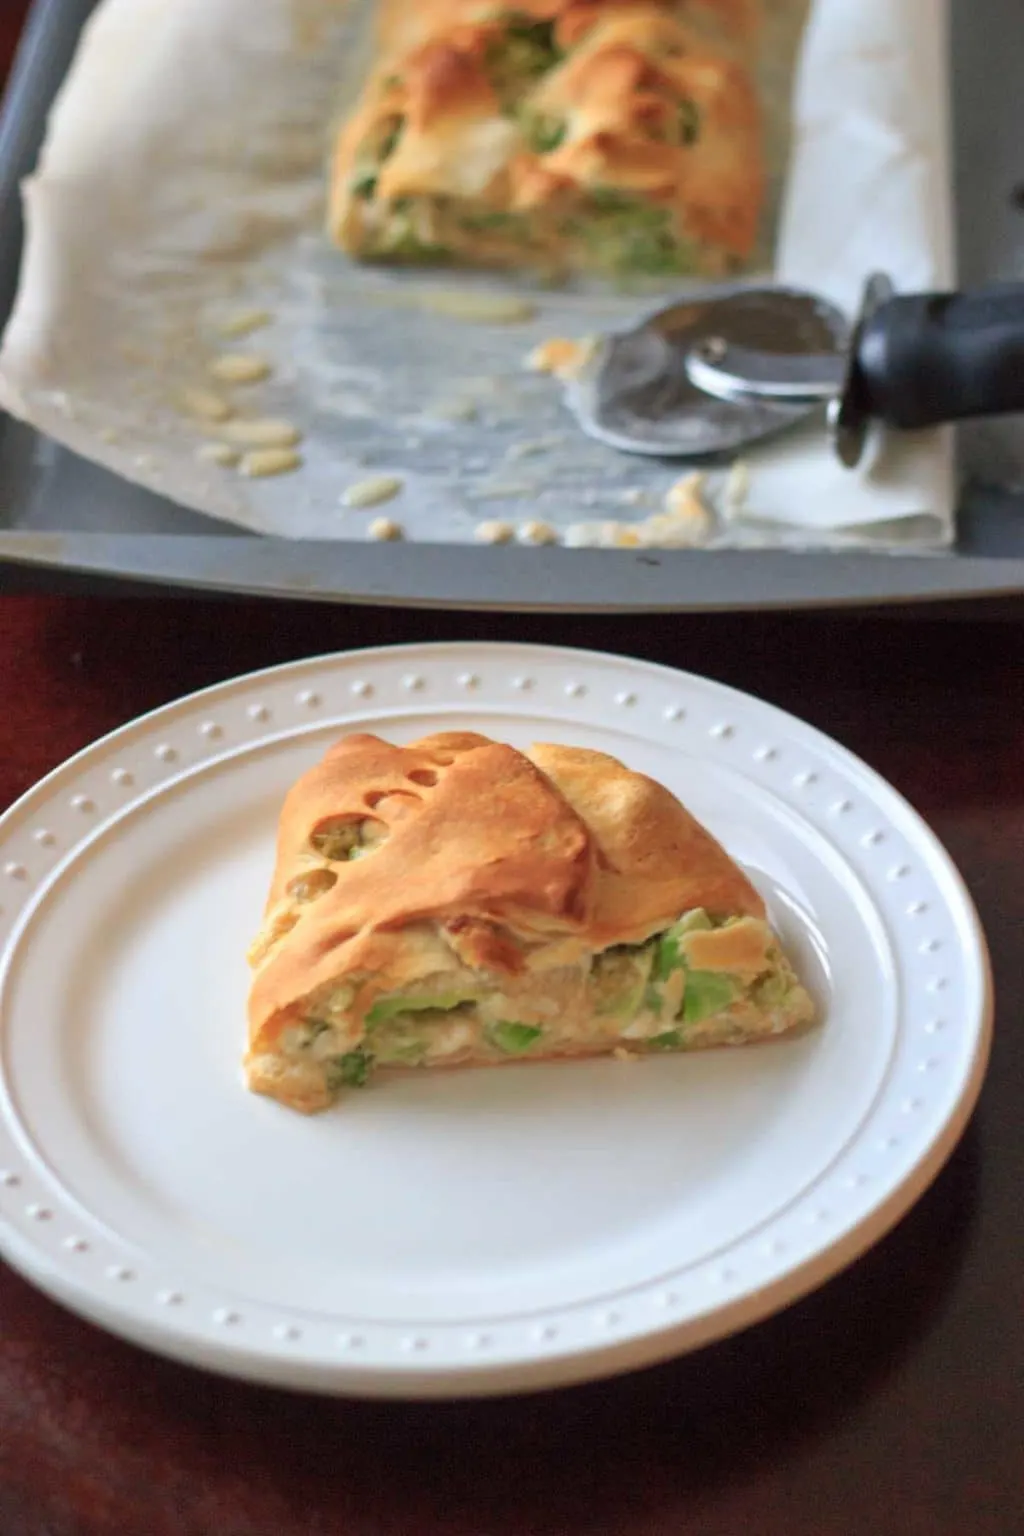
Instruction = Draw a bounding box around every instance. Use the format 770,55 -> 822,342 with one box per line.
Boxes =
328,1 -> 764,280
245,731 -> 815,1112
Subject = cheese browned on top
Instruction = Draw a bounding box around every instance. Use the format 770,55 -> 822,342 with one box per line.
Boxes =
328,2 -> 765,280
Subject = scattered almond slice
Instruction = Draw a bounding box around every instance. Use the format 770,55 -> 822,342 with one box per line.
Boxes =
197,443 -> 241,468
209,353 -> 272,385
180,387 -> 233,424
238,448 -> 301,478
216,308 -> 272,339
526,336 -> 598,380
471,481 -> 536,501
342,475 -> 403,510
216,418 -> 302,449
415,292 -> 537,324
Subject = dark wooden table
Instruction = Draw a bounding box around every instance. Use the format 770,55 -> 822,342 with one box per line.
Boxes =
1,9 -> 1023,1536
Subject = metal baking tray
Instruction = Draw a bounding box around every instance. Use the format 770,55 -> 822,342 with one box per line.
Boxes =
1,0 -> 1023,612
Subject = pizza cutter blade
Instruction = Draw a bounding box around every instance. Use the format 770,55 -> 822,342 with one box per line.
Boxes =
565,281 -> 849,460
567,273 -> 1024,467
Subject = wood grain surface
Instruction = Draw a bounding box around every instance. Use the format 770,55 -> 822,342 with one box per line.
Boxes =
0,3 -> 29,83
0,5 -> 1023,1536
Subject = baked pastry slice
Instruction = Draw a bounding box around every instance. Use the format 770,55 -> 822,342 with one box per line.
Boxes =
245,731 -> 815,1112
328,1 -> 764,279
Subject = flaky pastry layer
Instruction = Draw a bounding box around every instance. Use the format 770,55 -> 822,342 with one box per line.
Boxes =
245,732 -> 815,1112
328,1 -> 765,279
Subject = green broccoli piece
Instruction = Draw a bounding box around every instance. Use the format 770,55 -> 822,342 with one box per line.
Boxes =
681,971 -> 737,1024
326,1049 -> 374,1090
487,1021 -> 543,1054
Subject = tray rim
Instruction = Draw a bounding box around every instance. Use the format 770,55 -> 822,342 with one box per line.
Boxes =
1,530 -> 1023,612
0,0 -> 1022,613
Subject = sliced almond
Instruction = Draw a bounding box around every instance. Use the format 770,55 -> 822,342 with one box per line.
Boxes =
196,443 -> 241,468
342,475 -> 403,510
180,387 -> 233,423
216,308 -> 272,339
209,353 -> 272,385
238,448 -> 301,478
217,418 -> 302,449
417,292 -> 537,324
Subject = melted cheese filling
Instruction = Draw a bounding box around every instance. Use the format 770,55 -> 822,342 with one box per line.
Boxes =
271,909 -> 814,1098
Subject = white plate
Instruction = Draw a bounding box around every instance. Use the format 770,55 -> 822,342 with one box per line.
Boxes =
0,643 -> 991,1398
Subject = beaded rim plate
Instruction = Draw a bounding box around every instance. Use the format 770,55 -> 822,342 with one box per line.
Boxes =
0,643 -> 992,1398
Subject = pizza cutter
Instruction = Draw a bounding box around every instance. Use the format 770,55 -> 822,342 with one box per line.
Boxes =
568,273 -> 1024,467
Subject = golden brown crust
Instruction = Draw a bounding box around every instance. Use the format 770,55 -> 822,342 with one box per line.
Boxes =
527,742 -> 764,944
328,0 -> 764,276
246,731 -> 768,1055
374,1 -> 761,57
248,732 -> 593,1051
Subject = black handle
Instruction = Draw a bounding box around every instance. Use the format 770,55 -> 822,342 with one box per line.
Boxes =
855,282 -> 1024,430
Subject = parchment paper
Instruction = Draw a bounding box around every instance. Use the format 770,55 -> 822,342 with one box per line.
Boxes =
0,0 -> 954,550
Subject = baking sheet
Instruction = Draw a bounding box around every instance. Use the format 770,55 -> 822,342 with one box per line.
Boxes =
0,0 -> 954,550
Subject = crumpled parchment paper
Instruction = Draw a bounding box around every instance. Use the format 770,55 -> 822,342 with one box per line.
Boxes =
0,0 -> 954,550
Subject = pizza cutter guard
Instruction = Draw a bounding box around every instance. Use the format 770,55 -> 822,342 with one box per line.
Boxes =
568,273 -> 1024,467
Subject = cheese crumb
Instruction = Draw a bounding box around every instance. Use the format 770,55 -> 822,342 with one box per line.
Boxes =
367,517 -> 403,541
563,520 -> 622,548
634,472 -> 713,548
517,520 -> 558,545
664,470 -> 711,524
526,336 -> 598,380
474,520 -> 515,545
342,475 -> 403,510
